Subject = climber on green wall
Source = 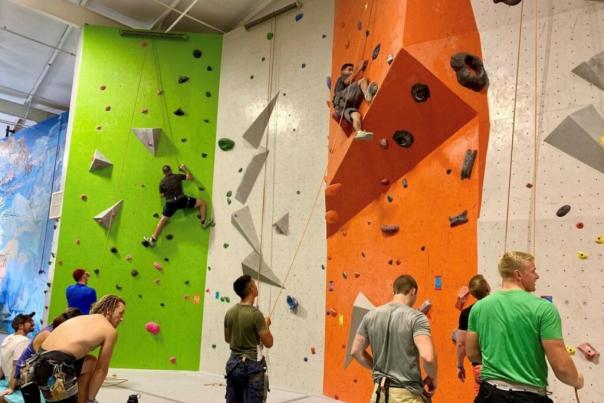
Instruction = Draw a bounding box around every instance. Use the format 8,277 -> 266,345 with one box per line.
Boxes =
142,164 -> 211,248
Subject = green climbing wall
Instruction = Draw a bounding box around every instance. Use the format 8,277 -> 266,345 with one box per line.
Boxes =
49,25 -> 222,370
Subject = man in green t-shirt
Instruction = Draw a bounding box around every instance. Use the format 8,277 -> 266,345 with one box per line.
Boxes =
223,275 -> 273,403
466,251 -> 583,402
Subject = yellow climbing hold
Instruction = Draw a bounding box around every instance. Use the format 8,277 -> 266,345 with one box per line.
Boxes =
338,314 -> 344,327
600,135 -> 604,147
577,251 -> 588,260
596,236 -> 604,244
566,345 -> 576,355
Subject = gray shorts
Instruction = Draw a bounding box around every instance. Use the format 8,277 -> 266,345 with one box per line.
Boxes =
335,82 -> 363,123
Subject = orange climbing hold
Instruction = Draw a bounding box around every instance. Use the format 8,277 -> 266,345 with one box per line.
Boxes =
325,210 -> 339,224
325,183 -> 343,197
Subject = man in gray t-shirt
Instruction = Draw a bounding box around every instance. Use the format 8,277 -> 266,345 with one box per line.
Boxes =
351,275 -> 438,403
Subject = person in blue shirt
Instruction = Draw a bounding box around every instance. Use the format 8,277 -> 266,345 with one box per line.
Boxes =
66,269 -> 97,314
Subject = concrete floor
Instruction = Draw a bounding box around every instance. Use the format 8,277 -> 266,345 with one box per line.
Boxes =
97,369 -> 337,403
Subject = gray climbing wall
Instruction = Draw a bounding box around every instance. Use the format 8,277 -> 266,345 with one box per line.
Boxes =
473,1 -> 604,400
200,0 -> 332,395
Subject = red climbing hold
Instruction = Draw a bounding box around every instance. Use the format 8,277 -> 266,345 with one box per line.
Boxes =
153,262 -> 163,271
145,322 -> 160,335
576,222 -> 584,229
169,356 -> 177,364
380,178 -> 390,185
325,183 -> 342,197
326,210 -> 339,224
577,343 -> 599,361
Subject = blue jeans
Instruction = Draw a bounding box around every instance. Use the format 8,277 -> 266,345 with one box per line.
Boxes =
225,356 -> 267,403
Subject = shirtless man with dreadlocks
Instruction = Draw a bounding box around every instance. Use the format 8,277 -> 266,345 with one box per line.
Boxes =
31,295 -> 125,403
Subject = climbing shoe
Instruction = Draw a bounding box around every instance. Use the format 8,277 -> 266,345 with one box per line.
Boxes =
365,82 -> 378,102
142,236 -> 156,248
354,130 -> 374,141
201,218 -> 215,229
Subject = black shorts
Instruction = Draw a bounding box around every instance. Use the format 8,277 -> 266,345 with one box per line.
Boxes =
163,196 -> 197,217
33,350 -> 83,402
335,107 -> 359,123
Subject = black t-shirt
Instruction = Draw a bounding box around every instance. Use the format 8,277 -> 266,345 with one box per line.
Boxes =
334,73 -> 351,94
458,303 -> 474,331
159,173 -> 186,200
333,74 -> 352,110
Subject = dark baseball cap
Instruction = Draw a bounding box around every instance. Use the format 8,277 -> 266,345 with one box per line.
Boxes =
12,312 -> 35,331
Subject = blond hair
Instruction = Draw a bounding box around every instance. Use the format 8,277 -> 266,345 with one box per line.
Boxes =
498,251 -> 534,279
90,295 -> 125,317
468,274 -> 489,299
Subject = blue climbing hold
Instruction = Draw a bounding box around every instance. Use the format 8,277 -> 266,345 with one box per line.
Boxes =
295,13 -> 304,22
326,76 -> 332,90
286,295 -> 299,313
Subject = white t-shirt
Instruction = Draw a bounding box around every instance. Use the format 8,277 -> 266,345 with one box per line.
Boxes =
0,334 -> 29,380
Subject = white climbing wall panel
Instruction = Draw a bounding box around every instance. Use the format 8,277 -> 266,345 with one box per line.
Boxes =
473,0 -> 604,400
201,0 -> 333,395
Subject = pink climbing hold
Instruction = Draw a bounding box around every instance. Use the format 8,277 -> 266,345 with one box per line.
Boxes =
153,262 -> 163,271
379,138 -> 388,149
380,178 -> 390,185
169,356 -> 177,364
145,322 -> 160,335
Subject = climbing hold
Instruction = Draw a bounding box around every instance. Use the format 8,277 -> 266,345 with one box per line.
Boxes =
110,247 -> 118,254
380,224 -> 399,235
461,149 -> 478,180
541,295 -> 553,303
132,128 -> 162,156
178,76 -> 189,84
325,210 -> 339,224
174,108 -> 185,116
166,234 -> 173,240
303,357 -> 308,362
577,343 -> 599,361
387,54 -> 394,65
526,183 -> 533,188
326,76 -> 331,90
242,92 -> 279,148
402,178 -> 408,188
418,299 -> 432,314
556,205 -> 571,217
386,195 -> 393,203
455,286 -> 470,310
322,34 -> 326,38
80,194 -> 88,201
327,308 -> 337,316
596,236 -> 604,244
267,32 -> 274,40
328,281 -> 335,291
365,30 -> 370,37
140,41 -> 148,48
115,284 -> 122,290
193,49 -> 202,58
446,168 -> 452,175
411,83 -> 430,103
130,269 -> 139,277
372,44 -> 381,60
368,82 -> 378,97
205,91 -> 212,97
96,125 -> 102,131
93,268 -> 99,274
295,13 -> 303,21
169,356 -> 177,364
449,210 -> 469,227
157,89 -> 164,95
325,183 -> 342,197
576,222 -> 584,229
577,251 -> 588,260
379,138 -> 388,149
99,85 -> 106,91
393,130 -> 414,148
273,213 -> 289,235
380,178 -> 390,186
141,107 -> 148,114
286,295 -> 299,313
75,239 -> 80,245
105,105 -> 111,112
566,345 -> 576,355
125,255 -> 132,262
201,153 -> 207,158
311,347 -> 316,354
344,293 -> 376,367
301,63 -> 306,69
90,149 -> 113,172
145,322 -> 160,335
450,53 -> 489,92
153,262 -> 163,271
356,20 -> 362,30
226,190 -> 232,198
338,314 -> 344,326
154,279 -> 161,285
434,276 -> 442,290
218,138 -> 235,151
494,0 -> 522,5
342,272 -> 348,279
94,200 -> 123,229
153,213 -> 160,218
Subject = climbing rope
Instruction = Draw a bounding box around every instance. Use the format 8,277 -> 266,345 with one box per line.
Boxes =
503,0 -> 526,253
529,0 -> 540,256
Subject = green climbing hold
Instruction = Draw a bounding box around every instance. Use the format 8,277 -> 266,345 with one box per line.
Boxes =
227,198 -> 232,205
218,138 -> 235,151
267,32 -> 274,40
223,243 -> 229,249
226,191 -> 232,197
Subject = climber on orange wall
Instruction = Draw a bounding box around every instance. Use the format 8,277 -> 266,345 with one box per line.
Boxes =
142,164 -> 210,247
351,274 -> 438,403
333,61 -> 377,141
455,274 -> 491,395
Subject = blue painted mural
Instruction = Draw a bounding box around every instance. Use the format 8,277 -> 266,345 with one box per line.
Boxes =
0,113 -> 68,332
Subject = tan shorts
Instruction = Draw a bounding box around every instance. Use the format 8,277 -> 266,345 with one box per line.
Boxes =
370,384 -> 424,403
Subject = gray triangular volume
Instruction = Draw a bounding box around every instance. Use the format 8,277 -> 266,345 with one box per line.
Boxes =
273,212 -> 289,235
89,149 -> 113,172
231,206 -> 261,253
93,200 -> 123,229
235,147 -> 269,204
344,292 -> 375,368
242,92 -> 279,148
572,51 -> 604,91
132,128 -> 161,156
241,251 -> 283,288
544,105 -> 604,175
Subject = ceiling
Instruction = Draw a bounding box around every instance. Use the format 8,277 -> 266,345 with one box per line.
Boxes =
0,0 -> 289,132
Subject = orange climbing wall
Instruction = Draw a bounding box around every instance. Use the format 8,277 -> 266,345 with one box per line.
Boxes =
324,1 -> 489,402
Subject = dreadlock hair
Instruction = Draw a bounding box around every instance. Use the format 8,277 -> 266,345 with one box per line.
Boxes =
90,295 -> 126,317
52,307 -> 81,329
